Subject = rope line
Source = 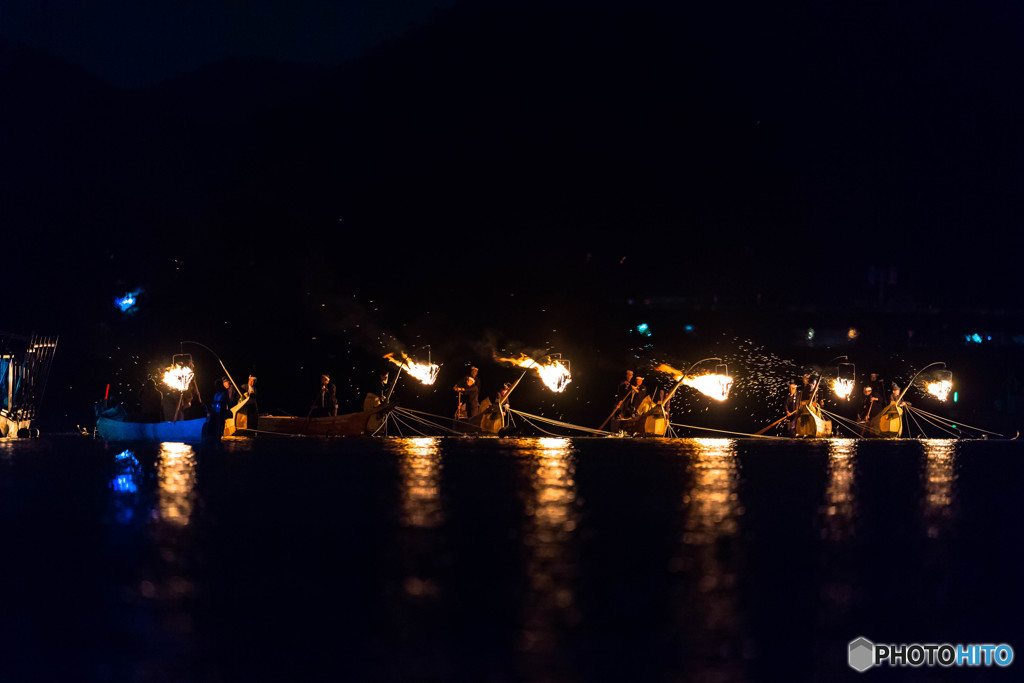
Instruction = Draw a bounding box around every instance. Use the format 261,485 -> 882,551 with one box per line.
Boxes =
391,412 -> 429,437
668,422 -> 786,439
907,405 -> 1005,437
819,409 -> 862,437
907,407 -> 964,439
509,410 -> 616,436
512,413 -> 566,437
392,408 -> 463,435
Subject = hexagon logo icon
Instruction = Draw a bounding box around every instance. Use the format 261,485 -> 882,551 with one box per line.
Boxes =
849,637 -> 875,672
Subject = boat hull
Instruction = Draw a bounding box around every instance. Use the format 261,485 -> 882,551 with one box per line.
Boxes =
795,404 -> 832,438
611,400 -> 670,437
236,411 -> 383,437
230,394 -> 394,437
866,401 -> 903,438
96,416 -> 209,443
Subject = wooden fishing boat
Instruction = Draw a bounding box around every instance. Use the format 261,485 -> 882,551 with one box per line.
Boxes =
861,400 -> 903,438
96,415 -> 210,443
795,403 -> 833,438
227,394 -> 394,438
609,395 -> 670,437
453,396 -> 512,435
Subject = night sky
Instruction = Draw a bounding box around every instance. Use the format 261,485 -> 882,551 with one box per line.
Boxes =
3,0 -> 1022,430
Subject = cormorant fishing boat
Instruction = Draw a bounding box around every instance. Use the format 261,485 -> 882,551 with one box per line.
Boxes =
227,394 -> 394,438
96,414 -> 211,443
860,399 -> 903,438
94,353 -> 213,443
795,402 -> 833,438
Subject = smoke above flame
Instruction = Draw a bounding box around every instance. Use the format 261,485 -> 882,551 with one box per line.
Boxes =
495,354 -> 572,392
384,352 -> 440,385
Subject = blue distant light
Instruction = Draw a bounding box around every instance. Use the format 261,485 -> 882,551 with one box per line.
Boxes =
953,391 -> 958,403
115,449 -> 135,462
115,289 -> 142,315
111,475 -> 138,494
684,325 -> 694,332
635,323 -> 652,337
965,333 -> 983,344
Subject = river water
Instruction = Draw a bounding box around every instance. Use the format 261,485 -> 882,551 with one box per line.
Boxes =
1,435 -> 1021,682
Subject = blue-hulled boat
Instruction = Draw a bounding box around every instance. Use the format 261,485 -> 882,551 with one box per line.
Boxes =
95,416 -> 210,443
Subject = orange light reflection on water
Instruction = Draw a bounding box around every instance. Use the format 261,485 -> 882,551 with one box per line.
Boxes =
396,437 -> 443,529
684,438 -> 740,545
520,437 -> 579,673
923,439 -> 956,538
156,442 -> 197,526
823,439 -> 857,541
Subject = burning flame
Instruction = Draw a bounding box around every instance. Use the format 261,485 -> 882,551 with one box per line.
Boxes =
832,378 -> 855,399
926,380 -> 952,402
162,365 -> 194,392
655,363 -> 732,401
384,352 -> 439,386
683,374 -> 733,401
495,354 -> 572,392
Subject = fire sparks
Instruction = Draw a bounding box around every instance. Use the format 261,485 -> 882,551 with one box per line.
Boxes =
832,378 -> 855,399
162,365 -> 194,392
655,363 -> 733,401
926,379 -> 952,402
384,352 -> 439,386
495,354 -> 572,392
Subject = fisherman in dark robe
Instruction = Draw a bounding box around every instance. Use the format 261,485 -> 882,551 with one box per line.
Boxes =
784,381 -> 800,436
209,376 -> 238,434
890,384 -> 909,407
867,373 -> 886,398
857,386 -> 878,422
798,374 -> 815,404
236,375 -> 258,429
311,374 -> 338,417
454,366 -> 480,418
621,376 -> 648,418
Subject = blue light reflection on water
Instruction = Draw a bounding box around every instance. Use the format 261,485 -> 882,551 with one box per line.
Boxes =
0,436 -> 1022,681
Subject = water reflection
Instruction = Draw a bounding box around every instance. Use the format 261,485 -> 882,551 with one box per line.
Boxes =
520,437 -> 579,676
395,437 -> 444,604
110,449 -> 142,525
156,442 -> 197,527
818,439 -> 858,634
102,442 -> 200,679
684,438 -> 741,545
922,439 -> 957,538
676,438 -> 743,676
822,439 -> 857,541
397,437 -> 443,530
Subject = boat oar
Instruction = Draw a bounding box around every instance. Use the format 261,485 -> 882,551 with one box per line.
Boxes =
754,412 -> 793,436
598,386 -> 637,431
